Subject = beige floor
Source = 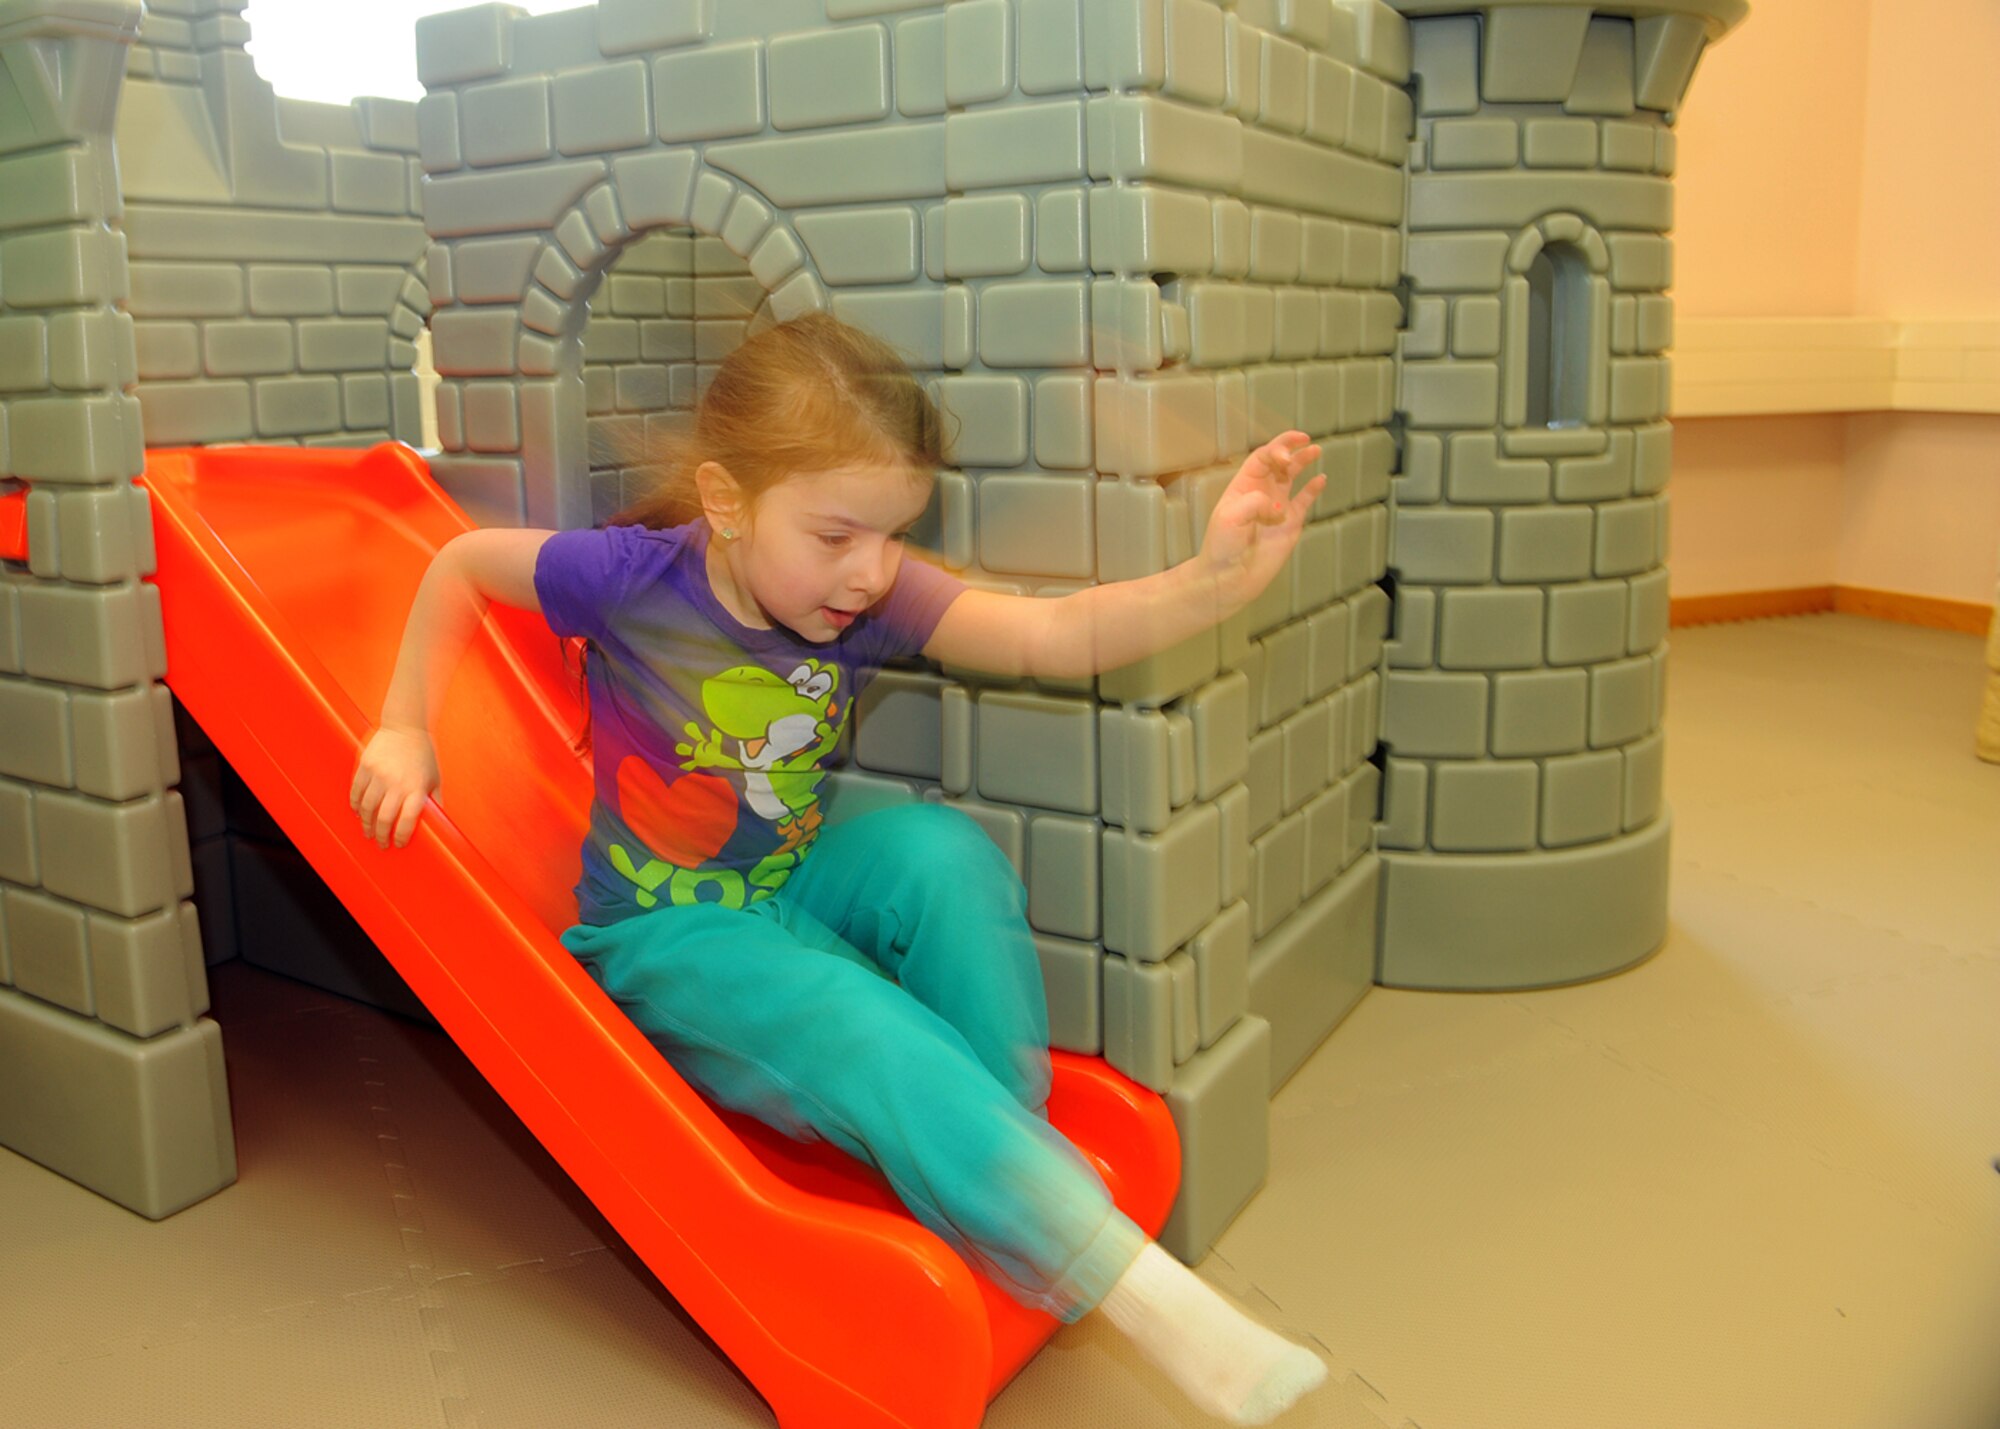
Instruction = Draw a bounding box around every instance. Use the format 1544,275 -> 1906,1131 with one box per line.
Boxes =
4,613 -> 1998,1429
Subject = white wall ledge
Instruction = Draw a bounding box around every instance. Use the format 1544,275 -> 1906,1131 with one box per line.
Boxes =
1671,316 -> 2000,417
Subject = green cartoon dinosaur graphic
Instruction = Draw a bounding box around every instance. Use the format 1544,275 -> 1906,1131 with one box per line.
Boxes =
674,658 -> 847,852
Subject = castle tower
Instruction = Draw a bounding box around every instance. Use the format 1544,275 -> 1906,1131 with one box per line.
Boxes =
1379,0 -> 1745,989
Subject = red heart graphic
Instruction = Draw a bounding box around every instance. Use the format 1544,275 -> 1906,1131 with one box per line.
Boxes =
615,757 -> 738,868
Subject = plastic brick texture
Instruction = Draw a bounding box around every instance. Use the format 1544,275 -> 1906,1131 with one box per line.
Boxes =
1156,1012 -> 1271,1263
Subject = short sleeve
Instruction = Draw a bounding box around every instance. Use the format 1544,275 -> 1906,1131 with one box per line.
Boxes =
533,525 -> 679,642
851,553 -> 966,667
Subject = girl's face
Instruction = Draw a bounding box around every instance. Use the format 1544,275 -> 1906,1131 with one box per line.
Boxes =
711,464 -> 933,644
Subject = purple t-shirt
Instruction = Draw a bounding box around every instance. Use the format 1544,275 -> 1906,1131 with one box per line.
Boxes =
534,520 -> 964,926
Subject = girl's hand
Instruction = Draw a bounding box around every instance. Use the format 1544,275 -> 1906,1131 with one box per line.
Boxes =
350,725 -> 440,849
1199,431 -> 1327,609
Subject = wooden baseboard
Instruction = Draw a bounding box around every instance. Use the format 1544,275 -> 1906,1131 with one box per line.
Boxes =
1831,586 -> 1995,635
1671,584 -> 1994,635
1670,587 -> 1835,627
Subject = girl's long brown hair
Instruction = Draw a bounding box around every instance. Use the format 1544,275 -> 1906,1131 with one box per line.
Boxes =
612,311 -> 950,529
569,312 -> 952,752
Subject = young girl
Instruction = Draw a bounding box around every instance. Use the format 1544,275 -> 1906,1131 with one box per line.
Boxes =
352,313 -> 1330,1425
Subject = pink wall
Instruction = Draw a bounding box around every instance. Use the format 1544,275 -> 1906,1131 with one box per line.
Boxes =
1670,0 -> 2000,609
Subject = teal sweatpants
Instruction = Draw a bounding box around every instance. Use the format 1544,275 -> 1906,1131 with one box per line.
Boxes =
560,803 -> 1146,1321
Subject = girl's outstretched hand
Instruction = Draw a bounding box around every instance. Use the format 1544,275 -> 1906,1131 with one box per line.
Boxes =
350,724 -> 440,849
1199,431 -> 1327,608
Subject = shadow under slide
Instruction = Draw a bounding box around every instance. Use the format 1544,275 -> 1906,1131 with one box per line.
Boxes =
142,441 -> 1180,1429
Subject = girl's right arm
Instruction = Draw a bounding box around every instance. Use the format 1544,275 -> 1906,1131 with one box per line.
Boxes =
350,528 -> 555,848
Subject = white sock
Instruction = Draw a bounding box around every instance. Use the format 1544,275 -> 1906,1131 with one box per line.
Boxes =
1096,1243 -> 1328,1425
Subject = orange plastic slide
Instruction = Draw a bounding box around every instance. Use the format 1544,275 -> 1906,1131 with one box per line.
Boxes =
142,443 -> 1180,1429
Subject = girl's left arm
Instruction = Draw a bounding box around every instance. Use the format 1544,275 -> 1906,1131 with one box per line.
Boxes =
923,432 -> 1325,679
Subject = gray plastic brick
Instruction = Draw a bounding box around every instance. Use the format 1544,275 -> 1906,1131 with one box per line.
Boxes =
1409,13 -> 1478,115
8,392 -> 141,483
50,485 -> 136,585
1378,756 -> 1426,850
1567,16 -> 1638,117
1250,809 -> 1305,938
67,686 -> 170,802
1382,670 -> 1487,759
1547,582 -> 1630,667
1348,675 -> 1382,776
1302,771 -> 1352,891
0,676 -> 69,784
131,320 -> 199,382
298,320 -> 386,373
1633,12 -> 1705,112
1281,700 -> 1331,816
32,788 -> 178,920
1554,429 -> 1634,503
1429,117 -> 1516,171
940,191 -> 1032,276
791,205 -> 918,286
711,125 -> 946,210
948,99 -> 1087,189
0,983 -> 234,1218
429,162 -> 607,244
1627,567 -> 1670,654
343,374 -> 391,430
1349,583 -> 1389,675
1401,359 -> 1499,428
1404,232 -> 1508,293
1594,497 -> 1660,578
330,150 -> 408,216
6,887 -> 94,1010
1034,932 -> 1102,1055
1244,724 -> 1282,837
549,61 -> 649,158
1624,730 -> 1665,830
1188,898 -> 1249,1051
1449,294 -> 1502,358
1248,852 -> 1375,1089
1445,431 -> 1549,505
1490,667 -> 1590,758
1482,7 -> 1592,102
0,315 -> 49,391
1157,1010 -> 1270,1263
1384,586 -> 1435,669
1632,422 -> 1672,495
1497,505 -> 1594,584
974,690 -> 1096,814
1256,619 -> 1309,731
1164,710 -> 1194,809
893,12 -> 947,117
766,25 -> 893,130
1216,782 -> 1250,906
1101,799 -> 1221,963
334,268 -> 406,317
200,321 -> 291,378
1590,656 -> 1656,749
136,382 -> 253,446
944,0 -> 1012,106
980,280 -> 1089,368
1102,951 -> 1175,1091
17,582 -> 153,691
0,779 -> 37,884
1430,759 -> 1539,854
1602,119 -> 1657,172
1394,508 -> 1493,586
1033,373 -> 1093,469
253,376 -> 341,437
1169,950 -> 1199,1066
462,383 -> 521,451
1028,813 -> 1100,940
88,905 -> 196,1039
1541,748 -> 1623,849
831,289 -> 942,358
1182,670 -> 1250,801
933,375 -> 1027,467
48,310 -> 132,392
459,77 -> 553,170
1303,601 -> 1349,700
240,264 -> 330,319
1099,707 -> 1174,834
1021,0 -> 1086,95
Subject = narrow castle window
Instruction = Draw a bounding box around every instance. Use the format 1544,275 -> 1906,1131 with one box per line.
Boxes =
1524,242 -> 1591,427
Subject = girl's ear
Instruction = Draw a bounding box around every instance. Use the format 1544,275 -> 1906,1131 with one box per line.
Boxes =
694,460 -> 747,531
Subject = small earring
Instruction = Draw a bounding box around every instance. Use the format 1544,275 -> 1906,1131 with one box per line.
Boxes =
721,526 -> 738,541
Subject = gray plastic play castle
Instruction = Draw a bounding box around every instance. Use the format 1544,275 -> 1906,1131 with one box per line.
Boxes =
0,0 -> 1742,1267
